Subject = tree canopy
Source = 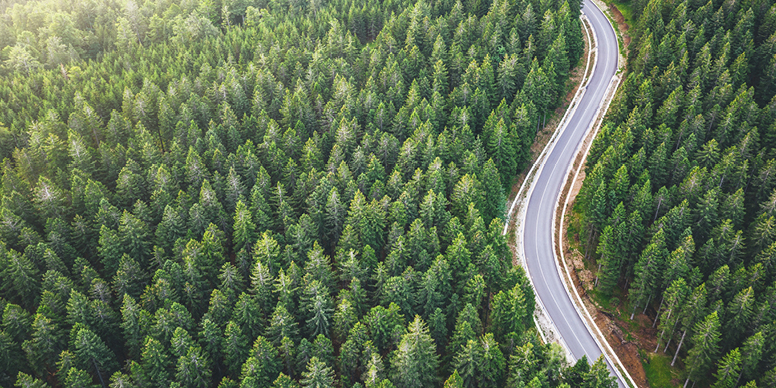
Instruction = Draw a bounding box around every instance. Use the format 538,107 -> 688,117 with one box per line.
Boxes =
578,0 -> 776,384
0,0 -> 606,385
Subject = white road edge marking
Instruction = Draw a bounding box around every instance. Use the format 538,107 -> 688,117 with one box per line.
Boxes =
503,1 -> 639,387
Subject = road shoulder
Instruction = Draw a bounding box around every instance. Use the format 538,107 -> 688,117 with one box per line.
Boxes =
504,9 -> 597,364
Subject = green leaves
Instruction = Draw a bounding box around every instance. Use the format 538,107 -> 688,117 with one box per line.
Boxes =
73,327 -> 117,387
390,316 -> 439,388
0,0 -> 593,385
685,311 -> 722,385
239,336 -> 280,388
490,283 -> 528,342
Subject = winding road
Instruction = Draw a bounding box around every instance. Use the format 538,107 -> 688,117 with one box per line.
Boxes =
522,0 -> 627,386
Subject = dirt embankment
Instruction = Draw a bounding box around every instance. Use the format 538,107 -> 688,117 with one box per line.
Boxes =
505,15 -> 593,209
608,3 -> 631,48
557,4 -> 653,386
556,112 -> 651,386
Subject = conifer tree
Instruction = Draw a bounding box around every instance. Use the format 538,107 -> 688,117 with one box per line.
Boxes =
222,320 -> 249,377
74,327 -> 118,387
232,200 -> 256,253
141,336 -> 170,387
629,229 -> 668,319
712,348 -> 742,388
390,316 -> 439,388
684,312 -> 722,387
239,336 -> 280,388
175,345 -> 211,388
300,357 -> 335,388
583,356 -> 617,388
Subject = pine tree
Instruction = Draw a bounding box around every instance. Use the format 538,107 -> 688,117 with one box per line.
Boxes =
390,316 -> 439,388
232,200 -> 256,253
300,357 -> 335,388
479,159 -> 505,224
739,331 -> 764,384
490,283 -> 528,342
724,287 -> 755,347
443,370 -> 464,388
325,187 -> 346,242
452,338 -> 478,387
671,283 -> 707,366
15,371 -> 50,388
74,327 -> 118,387
582,356 -> 617,388
684,312 -> 722,387
33,176 -> 67,221
239,336 -> 280,387
231,292 -> 263,342
120,295 -> 148,360
252,251 -> 277,315
199,319 -> 223,377
266,303 -> 299,347
476,333 -> 505,388
655,278 -> 688,352
98,226 -> 123,278
222,320 -> 249,377
273,373 -> 300,388
141,336 -> 170,387
712,348 -> 741,388
629,229 -> 668,319
302,280 -> 334,337
175,345 -> 211,388
1,250 -> 40,309
171,327 -> 195,359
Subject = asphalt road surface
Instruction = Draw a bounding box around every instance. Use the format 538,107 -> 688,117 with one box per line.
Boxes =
522,0 -> 625,386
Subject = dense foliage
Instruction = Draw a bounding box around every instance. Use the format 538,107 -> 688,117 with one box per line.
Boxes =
577,0 -> 776,385
0,0 -> 623,387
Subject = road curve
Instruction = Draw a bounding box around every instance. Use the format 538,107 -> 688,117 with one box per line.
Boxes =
522,0 -> 625,386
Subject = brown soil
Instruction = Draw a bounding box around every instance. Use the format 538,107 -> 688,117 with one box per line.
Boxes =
506,17 -> 593,253
607,3 -> 631,49
505,11 -> 653,386
549,15 -> 650,381
559,168 -> 650,387
505,18 -> 593,206
555,86 -> 655,386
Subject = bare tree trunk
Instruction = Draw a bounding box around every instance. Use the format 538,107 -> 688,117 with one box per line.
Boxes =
654,199 -> 663,221
664,316 -> 681,352
671,330 -> 687,366
93,359 -> 106,388
655,317 -> 668,352
659,313 -> 679,353
642,294 -> 652,314
653,295 -> 665,328
595,263 -> 601,287
585,227 -> 595,260
684,377 -> 691,388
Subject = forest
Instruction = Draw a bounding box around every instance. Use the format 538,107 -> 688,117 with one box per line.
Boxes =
575,0 -> 776,385
0,0 -> 623,386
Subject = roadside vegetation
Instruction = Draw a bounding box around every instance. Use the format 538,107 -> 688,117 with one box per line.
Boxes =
574,0 -> 776,386
0,0 -> 630,386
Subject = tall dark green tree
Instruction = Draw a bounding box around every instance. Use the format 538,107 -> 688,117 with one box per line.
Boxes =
390,316 -> 439,388
684,312 -> 722,387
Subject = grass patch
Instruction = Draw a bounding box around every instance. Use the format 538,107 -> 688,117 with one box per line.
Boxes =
643,353 -> 681,388
607,0 -> 635,28
595,0 -> 632,55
